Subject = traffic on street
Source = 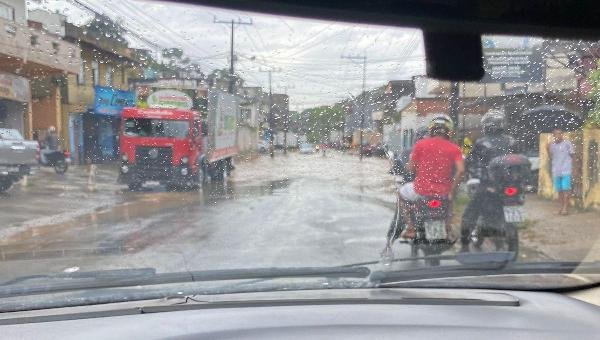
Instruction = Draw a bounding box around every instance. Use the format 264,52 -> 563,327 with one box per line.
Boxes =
0,0 -> 600,337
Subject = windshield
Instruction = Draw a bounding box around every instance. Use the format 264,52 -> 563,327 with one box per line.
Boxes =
124,118 -> 189,138
1,0 -> 599,307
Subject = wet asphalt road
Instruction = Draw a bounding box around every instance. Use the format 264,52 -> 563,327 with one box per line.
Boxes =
0,151 -> 431,281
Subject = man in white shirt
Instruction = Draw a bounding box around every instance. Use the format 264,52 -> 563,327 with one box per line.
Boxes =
547,129 -> 574,215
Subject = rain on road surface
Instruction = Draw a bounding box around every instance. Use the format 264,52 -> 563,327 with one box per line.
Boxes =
0,151 -> 424,280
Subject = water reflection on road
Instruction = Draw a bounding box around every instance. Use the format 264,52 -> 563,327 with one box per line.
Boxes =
0,152 -> 399,280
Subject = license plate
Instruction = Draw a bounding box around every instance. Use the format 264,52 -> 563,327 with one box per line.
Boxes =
503,206 -> 524,223
424,220 -> 446,240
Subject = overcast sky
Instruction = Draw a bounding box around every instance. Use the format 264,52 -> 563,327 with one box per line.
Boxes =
35,1 -> 533,111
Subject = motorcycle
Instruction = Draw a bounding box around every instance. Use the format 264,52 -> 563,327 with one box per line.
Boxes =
384,167 -> 453,267
39,149 -> 70,174
464,154 -> 531,257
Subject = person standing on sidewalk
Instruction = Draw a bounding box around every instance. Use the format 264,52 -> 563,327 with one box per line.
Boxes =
547,128 -> 574,215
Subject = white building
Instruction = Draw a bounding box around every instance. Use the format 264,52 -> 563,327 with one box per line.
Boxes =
27,9 -> 66,36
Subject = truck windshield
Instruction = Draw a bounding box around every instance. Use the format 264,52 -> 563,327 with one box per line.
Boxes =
124,118 -> 189,138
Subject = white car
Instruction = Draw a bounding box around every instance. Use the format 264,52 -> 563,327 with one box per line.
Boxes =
257,140 -> 269,153
299,143 -> 315,154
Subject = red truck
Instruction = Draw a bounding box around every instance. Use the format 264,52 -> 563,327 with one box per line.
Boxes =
118,89 -> 239,190
118,107 -> 203,190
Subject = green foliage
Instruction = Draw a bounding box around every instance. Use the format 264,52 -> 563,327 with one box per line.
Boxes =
162,48 -> 184,60
586,59 -> 600,128
303,103 -> 346,143
207,68 -> 244,89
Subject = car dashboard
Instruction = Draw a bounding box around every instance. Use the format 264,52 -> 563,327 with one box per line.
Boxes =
1,288 -> 599,339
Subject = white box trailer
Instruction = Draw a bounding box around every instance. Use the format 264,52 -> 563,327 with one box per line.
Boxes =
203,90 -> 239,181
206,90 -> 239,163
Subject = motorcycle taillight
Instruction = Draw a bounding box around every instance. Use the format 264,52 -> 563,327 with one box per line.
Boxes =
504,186 -> 518,197
427,199 -> 441,208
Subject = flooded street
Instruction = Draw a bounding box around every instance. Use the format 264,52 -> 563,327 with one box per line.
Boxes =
0,152 -> 411,280
0,151 -> 593,282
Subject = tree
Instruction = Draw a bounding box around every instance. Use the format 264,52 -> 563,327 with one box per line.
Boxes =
162,48 -> 184,67
303,103 -> 346,143
587,59 -> 600,128
207,68 -> 244,91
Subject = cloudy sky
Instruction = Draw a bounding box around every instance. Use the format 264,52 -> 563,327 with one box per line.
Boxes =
32,0 -> 424,110
34,1 -> 532,111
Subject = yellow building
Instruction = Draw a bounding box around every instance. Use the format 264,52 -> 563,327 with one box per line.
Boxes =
59,23 -> 143,163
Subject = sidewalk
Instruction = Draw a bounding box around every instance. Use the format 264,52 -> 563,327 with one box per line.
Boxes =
0,164 -> 123,232
520,195 -> 600,262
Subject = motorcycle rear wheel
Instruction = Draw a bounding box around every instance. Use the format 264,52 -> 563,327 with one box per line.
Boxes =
422,246 -> 441,266
470,222 -> 519,260
54,160 -> 68,174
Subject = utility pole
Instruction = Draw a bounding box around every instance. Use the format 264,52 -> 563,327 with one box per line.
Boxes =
260,68 -> 281,158
279,85 -> 294,155
449,81 -> 460,143
341,54 -> 367,161
214,17 -> 253,94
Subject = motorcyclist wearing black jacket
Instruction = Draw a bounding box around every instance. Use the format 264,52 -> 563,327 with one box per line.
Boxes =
459,110 -> 517,252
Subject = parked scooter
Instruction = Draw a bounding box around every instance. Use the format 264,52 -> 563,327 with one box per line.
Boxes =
463,154 -> 531,256
39,149 -> 70,174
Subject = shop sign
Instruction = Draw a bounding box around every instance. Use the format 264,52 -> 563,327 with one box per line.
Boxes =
146,89 -> 193,109
93,86 -> 135,116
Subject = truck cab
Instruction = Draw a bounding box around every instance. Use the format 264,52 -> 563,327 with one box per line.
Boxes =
118,107 -> 204,190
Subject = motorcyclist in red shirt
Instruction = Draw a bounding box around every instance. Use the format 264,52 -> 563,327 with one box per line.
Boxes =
399,114 -> 465,239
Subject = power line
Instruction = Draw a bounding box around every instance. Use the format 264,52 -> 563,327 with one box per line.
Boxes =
117,0 -> 223,69
70,0 -> 160,51
242,25 -> 260,54
214,17 -> 253,93
77,0 -> 224,71
260,67 -> 282,157
341,53 -> 367,160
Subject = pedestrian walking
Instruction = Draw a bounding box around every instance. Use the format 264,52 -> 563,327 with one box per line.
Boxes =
547,128 -> 574,215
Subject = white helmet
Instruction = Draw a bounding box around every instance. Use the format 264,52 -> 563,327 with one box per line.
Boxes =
428,114 -> 454,137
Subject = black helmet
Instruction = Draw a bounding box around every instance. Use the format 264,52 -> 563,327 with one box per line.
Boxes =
428,114 -> 454,138
481,110 -> 505,135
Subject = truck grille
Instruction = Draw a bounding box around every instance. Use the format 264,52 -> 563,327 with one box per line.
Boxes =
135,146 -> 172,177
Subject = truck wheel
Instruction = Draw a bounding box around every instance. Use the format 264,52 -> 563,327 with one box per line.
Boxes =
422,246 -> 441,266
0,179 -> 12,193
191,169 -> 203,190
210,161 -> 225,182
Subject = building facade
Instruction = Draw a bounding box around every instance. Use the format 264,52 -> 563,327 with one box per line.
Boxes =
0,2 -> 80,140
61,22 -> 142,163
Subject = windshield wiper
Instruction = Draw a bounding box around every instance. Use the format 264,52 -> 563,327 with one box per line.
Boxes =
0,268 -> 157,286
370,260 -> 600,286
342,251 -> 516,269
0,265 -> 370,298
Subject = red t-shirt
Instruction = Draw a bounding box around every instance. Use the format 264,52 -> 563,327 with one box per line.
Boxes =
410,136 -> 462,196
